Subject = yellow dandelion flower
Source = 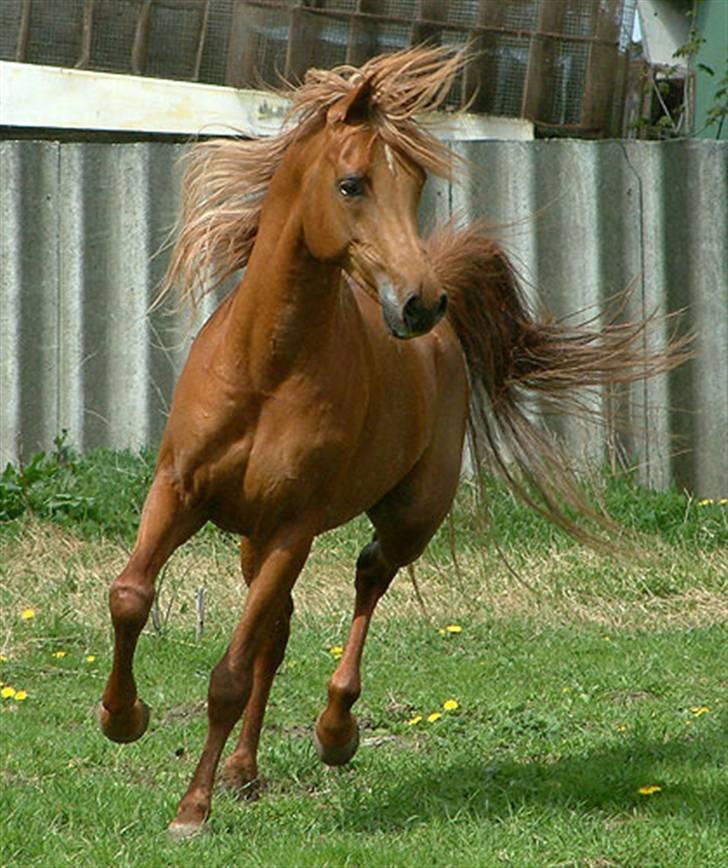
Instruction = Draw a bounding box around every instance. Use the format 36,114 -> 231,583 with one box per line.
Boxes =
427,712 -> 442,723
52,650 -> 67,659
85,655 -> 96,663
0,654 -> 8,662
443,699 -> 459,711
328,645 -> 344,659
615,723 -> 628,732
20,608 -> 35,621
697,498 -> 714,506
445,624 -> 462,634
407,715 -> 422,726
689,705 -> 710,716
719,498 -> 728,505
2,686 -> 17,699
14,690 -> 27,701
638,785 -> 662,795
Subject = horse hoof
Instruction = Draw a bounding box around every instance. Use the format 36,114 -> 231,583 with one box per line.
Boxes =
313,719 -> 360,766
168,820 -> 207,840
219,762 -> 261,801
98,698 -> 150,743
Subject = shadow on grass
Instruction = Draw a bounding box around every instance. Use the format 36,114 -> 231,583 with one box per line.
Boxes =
323,724 -> 727,833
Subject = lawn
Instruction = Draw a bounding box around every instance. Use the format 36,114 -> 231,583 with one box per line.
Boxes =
1,445 -> 726,866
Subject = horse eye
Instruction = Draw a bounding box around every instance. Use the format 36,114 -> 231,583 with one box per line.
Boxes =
338,176 -> 365,198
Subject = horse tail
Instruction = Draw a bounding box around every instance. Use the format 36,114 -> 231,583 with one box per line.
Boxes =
426,221 -> 691,546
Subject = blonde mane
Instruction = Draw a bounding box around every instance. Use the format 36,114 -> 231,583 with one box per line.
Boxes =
159,46 -> 466,308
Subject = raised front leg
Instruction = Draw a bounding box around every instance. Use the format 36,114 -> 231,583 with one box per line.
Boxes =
314,539 -> 396,766
169,536 -> 311,838
99,475 -> 202,743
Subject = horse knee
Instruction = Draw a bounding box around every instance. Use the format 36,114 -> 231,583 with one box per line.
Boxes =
108,578 -> 154,631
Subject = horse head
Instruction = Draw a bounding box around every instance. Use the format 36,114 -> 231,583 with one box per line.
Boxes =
298,76 -> 448,339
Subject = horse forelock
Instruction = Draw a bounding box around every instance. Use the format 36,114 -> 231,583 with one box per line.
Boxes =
158,46 -> 465,310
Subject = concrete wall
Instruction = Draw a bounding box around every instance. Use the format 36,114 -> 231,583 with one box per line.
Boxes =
1,137 -> 726,496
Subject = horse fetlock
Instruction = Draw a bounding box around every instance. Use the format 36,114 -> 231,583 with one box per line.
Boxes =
327,674 -> 361,709
98,697 -> 150,743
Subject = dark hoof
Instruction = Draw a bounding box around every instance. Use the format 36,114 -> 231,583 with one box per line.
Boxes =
313,718 -> 360,766
98,698 -> 150,743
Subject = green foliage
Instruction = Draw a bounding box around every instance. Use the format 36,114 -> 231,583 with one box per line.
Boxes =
0,433 -> 155,542
2,443 -> 726,553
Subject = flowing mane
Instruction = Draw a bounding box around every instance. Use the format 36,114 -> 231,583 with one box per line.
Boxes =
160,46 -> 466,308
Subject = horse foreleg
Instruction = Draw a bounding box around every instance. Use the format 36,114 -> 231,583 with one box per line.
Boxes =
169,535 -> 311,838
219,538 -> 294,798
219,594 -> 293,798
99,475 -> 202,743
314,538 -> 396,766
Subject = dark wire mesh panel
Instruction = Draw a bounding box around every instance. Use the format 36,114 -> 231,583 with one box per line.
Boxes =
198,0 -> 234,84
242,4 -> 291,88
442,0 -> 480,28
501,0 -> 539,31
0,0 -> 24,61
23,0 -> 86,68
318,0 -> 359,11
491,36 -> 530,117
549,39 -> 590,125
143,0 -> 207,80
373,0 -> 418,18
1,0 -> 636,137
561,0 -> 597,37
88,0 -> 141,73
296,12 -> 350,76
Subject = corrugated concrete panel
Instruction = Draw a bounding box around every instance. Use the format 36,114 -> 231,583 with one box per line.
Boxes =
1,138 -> 726,496
450,139 -> 728,497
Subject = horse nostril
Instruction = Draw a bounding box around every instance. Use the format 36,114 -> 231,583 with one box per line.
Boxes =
402,293 -> 428,333
401,292 -> 448,335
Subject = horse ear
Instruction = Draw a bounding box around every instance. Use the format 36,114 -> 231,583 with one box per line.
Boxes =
327,77 -> 375,125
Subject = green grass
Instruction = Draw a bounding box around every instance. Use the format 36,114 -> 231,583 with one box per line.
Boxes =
1,446 -> 727,866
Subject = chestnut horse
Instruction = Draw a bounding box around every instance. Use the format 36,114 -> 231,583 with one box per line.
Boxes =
99,48 -> 684,835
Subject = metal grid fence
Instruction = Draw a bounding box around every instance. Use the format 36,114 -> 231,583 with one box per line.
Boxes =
1,0 -> 637,137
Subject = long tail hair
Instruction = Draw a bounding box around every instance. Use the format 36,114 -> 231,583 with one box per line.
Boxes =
427,222 -> 691,546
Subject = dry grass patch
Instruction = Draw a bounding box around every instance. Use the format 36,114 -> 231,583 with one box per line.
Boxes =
1,518 -> 725,658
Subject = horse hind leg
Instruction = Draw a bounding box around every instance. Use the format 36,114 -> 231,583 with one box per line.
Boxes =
99,473 -> 203,743
314,426 -> 463,766
219,539 -> 294,799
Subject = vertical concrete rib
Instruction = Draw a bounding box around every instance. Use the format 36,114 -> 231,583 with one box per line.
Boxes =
0,143 -> 22,466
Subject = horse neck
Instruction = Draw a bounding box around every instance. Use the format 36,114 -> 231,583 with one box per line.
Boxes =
222,153 -> 343,387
